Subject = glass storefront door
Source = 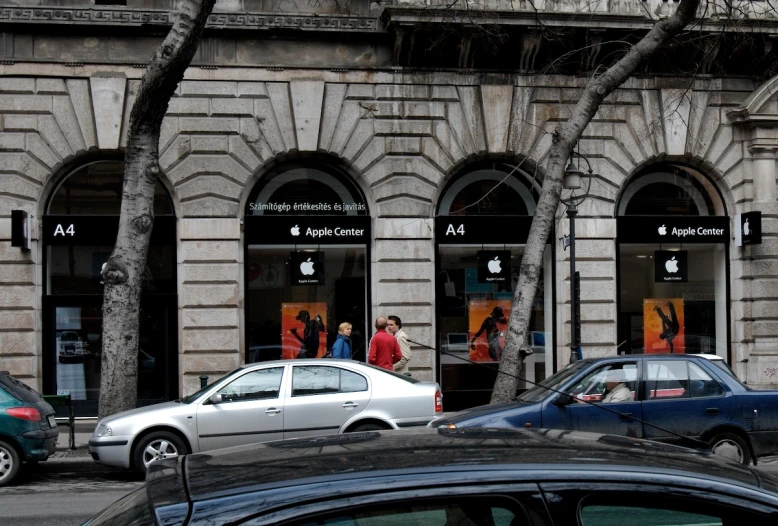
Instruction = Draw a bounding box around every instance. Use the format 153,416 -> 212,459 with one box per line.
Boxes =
437,244 -> 552,411
43,296 -> 177,416
246,243 -> 368,363
42,160 -> 178,416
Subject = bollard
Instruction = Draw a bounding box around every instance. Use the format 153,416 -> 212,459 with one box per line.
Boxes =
199,375 -> 209,389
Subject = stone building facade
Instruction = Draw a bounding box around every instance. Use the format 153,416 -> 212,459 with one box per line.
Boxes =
2,0 -> 778,414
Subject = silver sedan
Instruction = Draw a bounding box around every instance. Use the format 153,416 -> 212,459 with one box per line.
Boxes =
89,359 -> 443,472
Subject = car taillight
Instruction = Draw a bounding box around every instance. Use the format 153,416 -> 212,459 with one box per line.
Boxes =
435,390 -> 443,413
6,407 -> 41,421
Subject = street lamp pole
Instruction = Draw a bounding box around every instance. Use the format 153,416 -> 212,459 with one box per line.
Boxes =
568,198 -> 579,363
563,153 -> 590,363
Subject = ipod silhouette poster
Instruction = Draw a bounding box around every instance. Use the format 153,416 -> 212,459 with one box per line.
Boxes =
468,299 -> 512,361
282,303 -> 327,359
643,298 -> 685,354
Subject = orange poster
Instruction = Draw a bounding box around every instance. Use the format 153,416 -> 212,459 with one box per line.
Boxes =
468,299 -> 512,362
282,303 -> 327,359
643,298 -> 685,354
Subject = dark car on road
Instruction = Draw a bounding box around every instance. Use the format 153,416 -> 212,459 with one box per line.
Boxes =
84,427 -> 778,525
0,371 -> 58,487
431,354 -> 778,465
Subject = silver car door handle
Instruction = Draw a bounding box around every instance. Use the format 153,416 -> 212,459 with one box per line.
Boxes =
343,402 -> 359,408
265,408 -> 281,414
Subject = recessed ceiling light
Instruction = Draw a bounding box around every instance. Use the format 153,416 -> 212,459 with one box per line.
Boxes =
635,255 -> 648,259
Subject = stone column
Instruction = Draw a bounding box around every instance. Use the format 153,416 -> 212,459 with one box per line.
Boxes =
373,218 -> 434,381
751,147 -> 777,203
744,145 -> 778,388
179,219 -> 242,396
557,218 -> 618,366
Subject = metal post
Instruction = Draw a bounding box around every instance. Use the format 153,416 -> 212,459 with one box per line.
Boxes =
568,200 -> 579,362
199,375 -> 209,389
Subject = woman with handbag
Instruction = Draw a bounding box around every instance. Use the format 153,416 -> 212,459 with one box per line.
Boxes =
331,322 -> 353,359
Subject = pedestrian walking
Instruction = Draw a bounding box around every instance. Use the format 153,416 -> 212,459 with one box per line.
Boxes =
387,315 -> 411,374
331,322 -> 353,359
368,317 -> 402,371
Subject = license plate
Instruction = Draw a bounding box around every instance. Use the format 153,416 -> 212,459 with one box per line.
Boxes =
48,415 -> 57,428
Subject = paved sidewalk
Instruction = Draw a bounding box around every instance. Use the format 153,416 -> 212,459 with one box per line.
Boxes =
45,419 -> 109,472
42,419 -> 778,477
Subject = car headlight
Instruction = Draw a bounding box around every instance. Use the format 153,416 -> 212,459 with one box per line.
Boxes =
95,423 -> 112,437
440,423 -> 457,429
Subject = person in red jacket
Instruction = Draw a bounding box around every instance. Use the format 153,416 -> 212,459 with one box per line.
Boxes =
368,317 -> 402,371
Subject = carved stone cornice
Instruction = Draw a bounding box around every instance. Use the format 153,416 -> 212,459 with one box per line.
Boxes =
0,7 -> 379,32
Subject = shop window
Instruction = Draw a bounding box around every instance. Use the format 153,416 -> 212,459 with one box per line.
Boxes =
435,161 -> 552,411
43,160 -> 177,416
244,161 -> 370,365
617,166 -> 728,361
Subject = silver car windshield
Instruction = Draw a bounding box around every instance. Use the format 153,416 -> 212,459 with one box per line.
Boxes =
181,367 -> 243,403
517,360 -> 589,403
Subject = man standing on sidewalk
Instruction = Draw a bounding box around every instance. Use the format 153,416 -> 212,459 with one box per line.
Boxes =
368,317 -> 402,371
387,315 -> 411,375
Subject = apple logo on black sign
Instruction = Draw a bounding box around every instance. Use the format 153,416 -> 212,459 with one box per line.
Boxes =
300,258 -> 315,276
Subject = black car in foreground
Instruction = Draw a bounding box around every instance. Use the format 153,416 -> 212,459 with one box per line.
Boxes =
84,427 -> 778,526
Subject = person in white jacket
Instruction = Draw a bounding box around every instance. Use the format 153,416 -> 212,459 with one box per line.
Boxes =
601,369 -> 633,403
387,315 -> 411,375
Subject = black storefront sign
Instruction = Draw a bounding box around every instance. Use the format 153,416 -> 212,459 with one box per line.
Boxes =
617,216 -> 729,244
290,251 -> 325,285
43,216 -> 176,245
654,250 -> 688,283
436,216 -> 535,245
245,216 -> 370,245
735,211 -> 762,246
477,250 -> 511,283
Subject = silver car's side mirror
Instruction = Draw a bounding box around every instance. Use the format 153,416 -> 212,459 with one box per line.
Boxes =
209,393 -> 223,404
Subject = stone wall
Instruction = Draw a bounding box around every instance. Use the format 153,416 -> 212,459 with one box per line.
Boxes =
1,66 -> 776,393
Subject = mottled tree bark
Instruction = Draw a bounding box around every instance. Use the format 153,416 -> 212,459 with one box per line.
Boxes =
490,0 -> 702,403
99,0 -> 216,419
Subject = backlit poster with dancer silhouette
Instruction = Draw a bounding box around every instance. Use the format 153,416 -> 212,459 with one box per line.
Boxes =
468,299 -> 511,362
643,298 -> 685,354
282,303 -> 327,359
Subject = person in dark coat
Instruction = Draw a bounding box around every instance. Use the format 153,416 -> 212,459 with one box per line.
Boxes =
331,322 -> 353,359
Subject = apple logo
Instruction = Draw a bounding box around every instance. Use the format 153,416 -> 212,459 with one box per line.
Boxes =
488,257 -> 502,274
665,257 -> 679,273
291,225 -> 300,236
658,225 -> 667,236
744,219 -> 750,236
300,258 -> 315,276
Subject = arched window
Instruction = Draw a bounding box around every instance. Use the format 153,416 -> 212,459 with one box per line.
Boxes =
244,160 -> 370,365
616,165 -> 728,360
434,160 -> 552,411
247,163 -> 367,216
437,161 -> 538,216
43,160 -> 177,416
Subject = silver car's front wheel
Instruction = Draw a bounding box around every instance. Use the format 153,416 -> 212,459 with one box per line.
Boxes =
133,431 -> 187,473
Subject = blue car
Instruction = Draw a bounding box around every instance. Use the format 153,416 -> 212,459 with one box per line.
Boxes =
431,354 -> 778,465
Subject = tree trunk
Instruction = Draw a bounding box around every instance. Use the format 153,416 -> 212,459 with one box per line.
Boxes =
490,0 -> 701,403
99,0 -> 216,419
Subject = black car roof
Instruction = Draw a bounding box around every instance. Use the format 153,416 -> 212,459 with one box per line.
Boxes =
159,428 -> 778,504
